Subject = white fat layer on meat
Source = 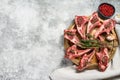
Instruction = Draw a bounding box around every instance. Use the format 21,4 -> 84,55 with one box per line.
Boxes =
106,34 -> 115,41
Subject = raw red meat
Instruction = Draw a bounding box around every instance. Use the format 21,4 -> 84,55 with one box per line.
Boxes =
64,12 -> 116,71
64,29 -> 79,44
77,50 -> 95,71
96,48 -> 109,71
75,16 -> 88,39
65,45 -> 91,59
87,12 -> 101,33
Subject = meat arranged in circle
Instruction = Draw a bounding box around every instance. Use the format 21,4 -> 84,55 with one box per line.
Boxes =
64,12 -> 116,71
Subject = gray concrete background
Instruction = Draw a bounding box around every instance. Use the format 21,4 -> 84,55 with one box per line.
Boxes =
0,0 -> 119,80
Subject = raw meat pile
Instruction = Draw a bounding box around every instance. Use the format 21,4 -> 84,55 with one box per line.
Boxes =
64,12 -> 116,71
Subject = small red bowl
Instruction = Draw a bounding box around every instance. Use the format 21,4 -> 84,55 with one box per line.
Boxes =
98,3 -> 115,20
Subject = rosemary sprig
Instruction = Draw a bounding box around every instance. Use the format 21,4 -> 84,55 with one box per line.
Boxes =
77,39 -> 116,48
80,39 -> 100,48
76,34 -> 118,48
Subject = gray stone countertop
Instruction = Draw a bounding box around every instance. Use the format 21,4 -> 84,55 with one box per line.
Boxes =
0,0 -> 119,80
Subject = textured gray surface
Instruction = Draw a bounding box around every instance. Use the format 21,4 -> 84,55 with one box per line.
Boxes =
0,0 -> 119,80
